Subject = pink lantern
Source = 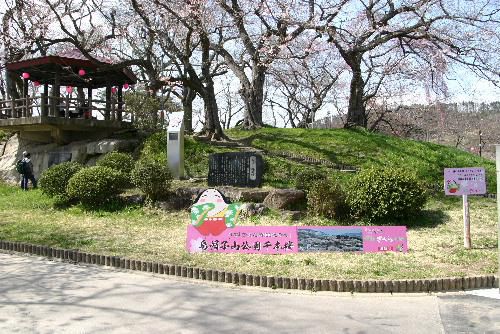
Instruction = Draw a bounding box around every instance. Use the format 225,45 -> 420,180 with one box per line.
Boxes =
33,81 -> 41,87
111,87 -> 117,94
22,72 -> 30,79
123,83 -> 129,90
470,147 -> 475,151
66,86 -> 73,94
78,69 -> 86,76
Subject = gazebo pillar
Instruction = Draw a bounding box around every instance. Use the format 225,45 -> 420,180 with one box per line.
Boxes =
50,72 -> 60,117
87,87 -> 93,119
6,70 -> 15,118
21,77 -> 29,117
41,83 -> 49,117
105,82 -> 111,121
117,86 -> 123,121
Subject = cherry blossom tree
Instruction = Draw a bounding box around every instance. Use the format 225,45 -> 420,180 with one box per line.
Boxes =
212,0 -> 318,128
317,0 -> 500,128
268,47 -> 343,127
1,0 -> 54,100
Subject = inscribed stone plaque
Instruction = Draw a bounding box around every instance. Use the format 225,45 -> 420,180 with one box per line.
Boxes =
208,152 -> 263,187
48,152 -> 72,168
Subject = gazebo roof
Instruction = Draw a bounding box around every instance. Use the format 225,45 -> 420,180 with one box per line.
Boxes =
6,49 -> 137,89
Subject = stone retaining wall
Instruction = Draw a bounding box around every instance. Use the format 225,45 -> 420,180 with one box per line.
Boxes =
1,240 -> 498,293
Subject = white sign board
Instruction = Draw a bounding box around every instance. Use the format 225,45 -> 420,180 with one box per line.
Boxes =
167,112 -> 184,179
444,168 -> 486,196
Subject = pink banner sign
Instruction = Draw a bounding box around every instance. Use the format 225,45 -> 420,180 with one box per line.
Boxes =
297,226 -> 407,253
187,225 -> 298,254
444,168 -> 486,195
361,226 -> 408,252
187,225 -> 407,254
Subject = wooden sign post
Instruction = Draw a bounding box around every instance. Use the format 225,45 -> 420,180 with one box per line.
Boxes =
463,194 -> 471,249
444,168 -> 486,249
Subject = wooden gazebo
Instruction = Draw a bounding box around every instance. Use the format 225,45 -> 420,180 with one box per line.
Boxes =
0,49 -> 137,143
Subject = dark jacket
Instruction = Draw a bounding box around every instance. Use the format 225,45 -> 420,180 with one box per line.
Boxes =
22,157 -> 34,176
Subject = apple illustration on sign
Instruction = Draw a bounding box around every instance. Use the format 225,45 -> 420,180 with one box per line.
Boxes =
447,180 -> 460,193
190,189 -> 242,236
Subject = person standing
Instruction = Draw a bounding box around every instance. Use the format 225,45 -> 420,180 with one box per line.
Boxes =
20,151 -> 37,190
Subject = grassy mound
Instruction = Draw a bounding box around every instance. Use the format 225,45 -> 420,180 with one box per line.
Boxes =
227,128 -> 497,192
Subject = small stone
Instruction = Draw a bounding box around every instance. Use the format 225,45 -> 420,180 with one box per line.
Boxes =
263,189 -> 306,210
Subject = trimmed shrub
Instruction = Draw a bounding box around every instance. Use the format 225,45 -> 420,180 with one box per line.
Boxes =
346,167 -> 428,223
307,179 -> 350,220
295,169 -> 328,192
96,152 -> 135,176
39,162 -> 83,199
141,132 -> 167,164
131,159 -> 172,201
67,166 -> 128,207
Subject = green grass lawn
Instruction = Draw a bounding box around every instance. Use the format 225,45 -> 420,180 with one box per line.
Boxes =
0,183 -> 497,280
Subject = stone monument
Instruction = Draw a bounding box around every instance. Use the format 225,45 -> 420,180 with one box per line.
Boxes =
167,112 -> 184,179
208,152 -> 263,187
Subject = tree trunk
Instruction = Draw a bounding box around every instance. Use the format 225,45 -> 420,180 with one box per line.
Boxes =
199,33 -> 226,140
345,62 -> 367,128
241,66 -> 265,129
201,89 -> 226,140
182,86 -> 196,134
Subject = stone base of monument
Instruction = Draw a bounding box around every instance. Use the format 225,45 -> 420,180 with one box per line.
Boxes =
151,186 -> 308,219
263,189 -> 306,210
240,203 -> 269,218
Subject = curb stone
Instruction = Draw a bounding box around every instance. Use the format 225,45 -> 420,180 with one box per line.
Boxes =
1,240 -> 498,293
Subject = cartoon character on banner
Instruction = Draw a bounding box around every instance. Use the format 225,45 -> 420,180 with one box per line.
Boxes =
446,179 -> 460,193
191,189 -> 242,236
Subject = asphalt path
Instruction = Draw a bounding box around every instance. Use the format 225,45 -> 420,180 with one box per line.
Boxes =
0,252 -> 498,333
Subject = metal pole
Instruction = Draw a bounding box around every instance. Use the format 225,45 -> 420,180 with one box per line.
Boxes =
479,131 -> 483,157
496,144 -> 500,292
463,194 -> 471,249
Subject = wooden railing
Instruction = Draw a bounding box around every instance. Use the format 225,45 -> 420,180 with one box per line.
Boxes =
0,95 -> 133,122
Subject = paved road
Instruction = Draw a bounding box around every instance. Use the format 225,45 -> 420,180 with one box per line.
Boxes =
0,252 -> 498,334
